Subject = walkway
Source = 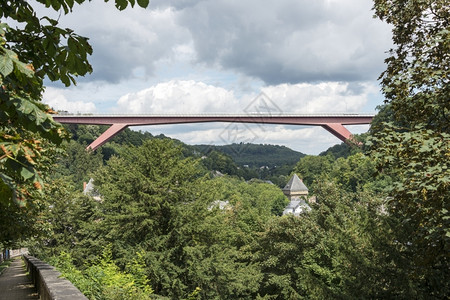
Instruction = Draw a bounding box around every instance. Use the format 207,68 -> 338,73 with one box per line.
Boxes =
0,257 -> 38,299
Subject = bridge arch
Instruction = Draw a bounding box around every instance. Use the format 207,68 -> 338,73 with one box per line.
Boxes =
53,114 -> 374,151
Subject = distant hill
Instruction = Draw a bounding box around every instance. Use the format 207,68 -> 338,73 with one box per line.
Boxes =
195,143 -> 306,167
65,125 -> 303,168
319,142 -> 353,159
319,134 -> 367,159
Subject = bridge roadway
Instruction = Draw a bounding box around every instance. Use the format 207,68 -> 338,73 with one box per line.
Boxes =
53,114 -> 374,151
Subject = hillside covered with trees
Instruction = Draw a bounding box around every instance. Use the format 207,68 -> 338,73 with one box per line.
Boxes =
195,143 -> 305,168
26,133 -> 400,299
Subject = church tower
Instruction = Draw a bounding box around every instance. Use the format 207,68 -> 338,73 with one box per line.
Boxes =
282,173 -> 308,201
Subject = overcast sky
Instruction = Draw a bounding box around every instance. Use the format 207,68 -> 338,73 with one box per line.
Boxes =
37,0 -> 392,154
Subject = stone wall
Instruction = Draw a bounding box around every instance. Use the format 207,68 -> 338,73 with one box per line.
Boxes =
24,255 -> 87,300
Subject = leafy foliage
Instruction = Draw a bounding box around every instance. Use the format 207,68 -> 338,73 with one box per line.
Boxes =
293,155 -> 334,188
318,136 -> 365,159
0,26 -> 68,204
50,249 -> 153,300
254,181 -> 410,299
53,140 -> 103,188
370,0 -> 449,296
88,140 -> 287,298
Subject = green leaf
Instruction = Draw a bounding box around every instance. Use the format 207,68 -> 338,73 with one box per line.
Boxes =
115,0 -> 128,10
67,36 -> 78,53
66,0 -> 75,9
0,52 -> 14,76
13,60 -> 34,78
137,0 -> 149,8
51,0 -> 62,11
20,167 -> 35,180
60,73 -> 71,87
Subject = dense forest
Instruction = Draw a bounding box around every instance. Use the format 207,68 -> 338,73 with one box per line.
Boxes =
1,0 -> 448,299
26,127 -> 398,299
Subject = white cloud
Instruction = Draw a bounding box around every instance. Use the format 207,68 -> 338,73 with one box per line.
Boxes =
262,82 -> 377,113
35,0 -> 390,86
171,0 -> 391,84
43,87 -> 96,113
115,80 -> 239,114
115,80 -> 377,114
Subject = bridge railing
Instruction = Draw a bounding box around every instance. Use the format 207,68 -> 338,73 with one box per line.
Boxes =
24,255 -> 87,300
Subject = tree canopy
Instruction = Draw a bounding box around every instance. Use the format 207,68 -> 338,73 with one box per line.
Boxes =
370,0 -> 449,296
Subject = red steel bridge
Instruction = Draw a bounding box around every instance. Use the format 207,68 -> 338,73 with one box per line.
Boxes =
53,114 -> 375,151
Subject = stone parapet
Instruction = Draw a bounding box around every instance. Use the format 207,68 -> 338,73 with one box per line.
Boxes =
23,255 -> 87,300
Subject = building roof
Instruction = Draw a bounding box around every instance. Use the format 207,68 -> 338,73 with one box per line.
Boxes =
83,178 -> 95,195
208,200 -> 230,210
284,200 -> 302,210
282,174 -> 308,193
83,178 -> 102,201
282,199 -> 311,216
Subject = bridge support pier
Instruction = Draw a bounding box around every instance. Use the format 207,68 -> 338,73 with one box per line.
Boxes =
321,123 -> 354,143
87,124 -> 128,151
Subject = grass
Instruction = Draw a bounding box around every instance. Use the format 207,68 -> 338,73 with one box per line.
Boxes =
0,259 -> 12,276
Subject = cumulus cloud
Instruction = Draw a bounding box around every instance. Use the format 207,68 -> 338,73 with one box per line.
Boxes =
40,1 -> 192,83
167,0 -> 392,84
262,82 -> 377,113
114,80 -> 240,113
115,80 -> 375,114
43,87 -> 96,113
36,0 -> 390,85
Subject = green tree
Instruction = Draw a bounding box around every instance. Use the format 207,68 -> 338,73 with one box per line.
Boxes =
293,155 -> 334,189
370,0 -> 449,296
201,150 -> 240,176
0,137 -> 63,246
91,139 -> 204,297
53,140 -> 104,188
328,152 -> 376,193
254,181 -> 409,299
93,139 -> 202,247
28,178 -> 104,265
89,141 -> 283,298
0,0 -> 151,244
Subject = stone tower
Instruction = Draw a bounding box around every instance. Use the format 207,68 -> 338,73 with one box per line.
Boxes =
282,174 -> 311,216
282,173 -> 308,201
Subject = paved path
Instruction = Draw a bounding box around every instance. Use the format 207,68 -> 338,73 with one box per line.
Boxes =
0,257 -> 38,299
